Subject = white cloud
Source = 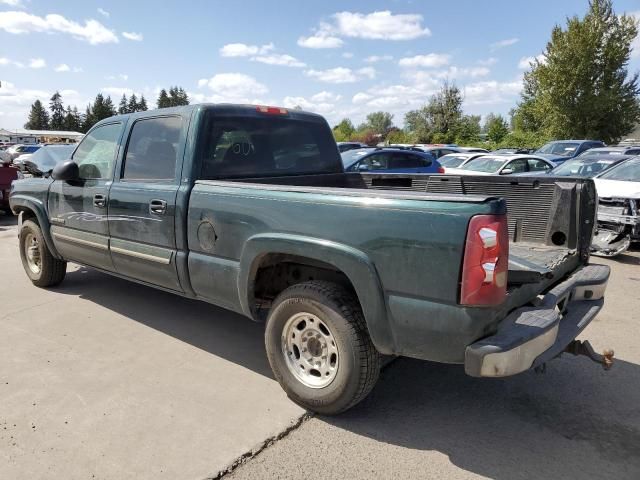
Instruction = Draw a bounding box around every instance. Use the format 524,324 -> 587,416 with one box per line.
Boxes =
490,38 -> 519,50
342,52 -> 354,59
219,42 -> 274,57
364,55 -> 393,63
352,92 -> 372,104
0,0 -> 24,6
0,11 -> 118,44
54,63 -> 70,72
311,91 -> 342,103
305,67 -> 357,83
463,80 -> 522,105
0,56 -> 24,68
251,54 -> 305,67
333,11 -> 430,40
198,73 -> 269,102
28,58 -> 45,69
298,23 -> 344,49
478,57 -> 498,66
518,54 -> 546,69
283,91 -> 343,114
122,31 -> 143,41
101,87 -> 135,98
398,53 -> 451,68
97,8 -> 109,18
357,66 -> 376,79
105,73 -> 128,81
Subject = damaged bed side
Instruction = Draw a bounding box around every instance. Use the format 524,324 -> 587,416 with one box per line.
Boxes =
591,195 -> 640,257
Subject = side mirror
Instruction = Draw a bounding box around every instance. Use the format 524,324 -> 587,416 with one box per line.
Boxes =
357,164 -> 369,172
51,160 -> 79,181
500,168 -> 514,175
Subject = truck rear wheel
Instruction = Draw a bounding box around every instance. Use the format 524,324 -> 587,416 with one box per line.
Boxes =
265,281 -> 380,415
19,219 -> 66,287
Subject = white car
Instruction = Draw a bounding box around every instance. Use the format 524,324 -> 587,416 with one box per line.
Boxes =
445,154 -> 555,176
592,157 -> 640,256
438,152 -> 487,172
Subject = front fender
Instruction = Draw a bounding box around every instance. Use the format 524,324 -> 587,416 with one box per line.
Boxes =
10,194 -> 62,260
238,233 -> 395,354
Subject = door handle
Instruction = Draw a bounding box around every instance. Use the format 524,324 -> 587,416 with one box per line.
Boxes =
149,199 -> 167,215
93,194 -> 106,208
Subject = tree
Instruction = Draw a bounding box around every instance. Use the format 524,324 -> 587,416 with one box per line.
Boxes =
49,91 -> 65,130
118,94 -> 129,114
514,0 -> 640,143
364,111 -> 394,138
62,106 -> 82,132
404,81 -> 464,143
157,89 -> 169,108
454,115 -> 482,144
486,114 -> 510,143
83,93 -> 116,132
138,95 -> 148,111
127,93 -> 139,113
24,100 -> 50,130
332,118 -> 355,141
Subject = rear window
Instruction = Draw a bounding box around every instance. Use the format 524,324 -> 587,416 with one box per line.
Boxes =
199,113 -> 341,179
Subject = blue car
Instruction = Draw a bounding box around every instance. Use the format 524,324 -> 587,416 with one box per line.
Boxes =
341,147 -> 443,173
534,140 -> 605,164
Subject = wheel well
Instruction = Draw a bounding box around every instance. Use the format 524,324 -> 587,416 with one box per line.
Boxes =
15,206 -> 36,222
252,253 -> 359,319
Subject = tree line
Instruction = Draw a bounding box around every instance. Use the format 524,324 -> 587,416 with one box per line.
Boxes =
335,0 -> 639,149
23,86 -> 190,133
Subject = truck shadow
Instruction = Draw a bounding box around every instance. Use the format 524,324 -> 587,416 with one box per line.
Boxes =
325,357 -> 640,479
57,267 -> 273,378
0,212 -> 17,230
56,266 -> 639,479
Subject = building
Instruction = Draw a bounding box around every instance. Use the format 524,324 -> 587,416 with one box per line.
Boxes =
0,128 -> 83,144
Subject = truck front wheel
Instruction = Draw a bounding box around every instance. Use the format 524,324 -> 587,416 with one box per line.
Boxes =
19,219 -> 67,287
265,281 -> 381,415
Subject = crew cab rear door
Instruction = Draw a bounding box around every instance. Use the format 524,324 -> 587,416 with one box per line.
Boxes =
107,115 -> 186,291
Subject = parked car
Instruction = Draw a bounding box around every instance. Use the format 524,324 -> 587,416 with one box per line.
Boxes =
492,148 -> 532,154
413,145 -> 461,158
517,154 -> 635,178
341,147 -> 444,173
591,157 -> 640,257
5,144 -> 41,161
457,147 -> 489,153
576,146 -> 640,157
534,140 -> 605,164
10,104 -> 611,414
337,142 -> 368,153
445,154 -> 555,176
19,144 -> 76,176
437,152 -> 487,172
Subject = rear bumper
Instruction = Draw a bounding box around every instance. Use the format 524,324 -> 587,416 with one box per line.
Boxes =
465,264 -> 610,377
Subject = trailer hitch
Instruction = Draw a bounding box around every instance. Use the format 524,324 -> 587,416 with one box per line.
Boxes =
564,340 -> 614,370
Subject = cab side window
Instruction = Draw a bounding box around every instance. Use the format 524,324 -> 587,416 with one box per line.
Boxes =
72,122 -> 122,180
122,116 -> 182,181
527,158 -> 552,171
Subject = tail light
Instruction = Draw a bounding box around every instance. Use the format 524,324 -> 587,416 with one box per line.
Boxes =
460,214 -> 509,306
437,166 -> 445,174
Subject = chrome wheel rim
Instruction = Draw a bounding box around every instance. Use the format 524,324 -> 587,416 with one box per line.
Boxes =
24,232 -> 41,275
281,312 -> 339,389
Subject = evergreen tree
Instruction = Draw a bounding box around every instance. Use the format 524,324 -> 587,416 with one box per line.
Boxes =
514,0 -> 640,143
49,91 -> 65,130
62,106 -> 82,132
138,95 -> 148,111
82,105 -> 94,133
128,93 -> 139,113
24,100 -> 50,130
157,89 -> 170,108
118,94 -> 129,114
83,94 -> 116,132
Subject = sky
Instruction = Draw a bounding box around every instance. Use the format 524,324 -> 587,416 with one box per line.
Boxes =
0,0 -> 639,130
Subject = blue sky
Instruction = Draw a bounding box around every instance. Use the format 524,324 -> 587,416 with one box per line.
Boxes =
1,0 -> 639,130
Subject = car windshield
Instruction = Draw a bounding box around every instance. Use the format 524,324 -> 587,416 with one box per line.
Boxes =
27,145 -> 75,172
460,156 -> 505,173
578,149 -> 623,157
341,148 -> 372,167
438,155 -> 469,168
598,159 -> 640,182
535,142 -> 580,155
551,158 -> 618,177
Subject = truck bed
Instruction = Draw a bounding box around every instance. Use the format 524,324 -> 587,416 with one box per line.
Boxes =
231,172 -> 596,286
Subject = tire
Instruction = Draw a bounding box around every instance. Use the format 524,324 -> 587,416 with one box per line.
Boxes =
19,219 -> 66,287
265,280 -> 381,415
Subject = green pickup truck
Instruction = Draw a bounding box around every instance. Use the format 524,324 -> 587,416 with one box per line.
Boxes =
9,104 -> 612,414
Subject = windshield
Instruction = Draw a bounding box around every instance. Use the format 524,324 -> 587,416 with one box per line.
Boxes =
598,159 -> 640,182
28,145 -> 75,172
551,158 -> 618,177
535,142 -> 580,156
341,148 -> 371,167
578,149 -> 622,157
460,156 -> 505,173
438,155 -> 469,168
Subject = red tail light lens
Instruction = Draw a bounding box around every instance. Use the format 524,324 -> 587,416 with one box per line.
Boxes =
460,214 -> 509,306
438,166 -> 445,174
